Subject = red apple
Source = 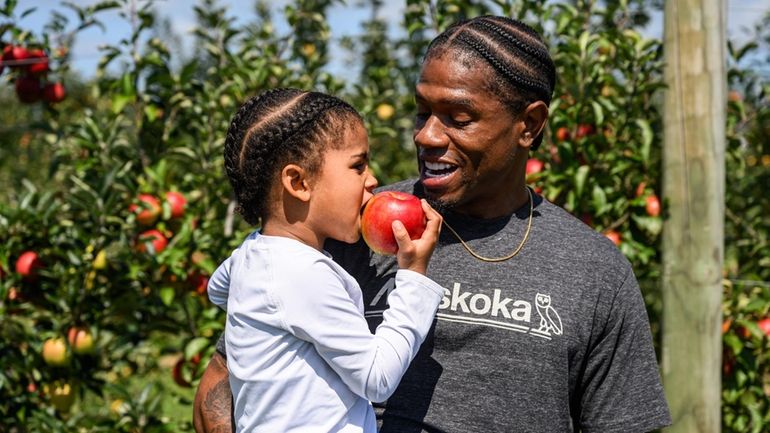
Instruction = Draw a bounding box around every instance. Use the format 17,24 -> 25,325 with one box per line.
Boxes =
165,191 -> 187,219
3,45 -> 30,70
758,318 -> 770,337
361,191 -> 426,256
555,126 -> 570,141
525,158 -> 544,176
130,194 -> 161,226
604,230 -> 621,246
645,194 -> 661,217
136,229 -> 168,254
172,358 -> 192,387
635,181 -> 647,198
16,251 -> 42,280
42,337 -> 70,367
576,123 -> 595,138
15,76 -> 41,103
27,49 -> 48,76
721,318 -> 731,335
187,271 -> 209,296
67,327 -> 95,355
42,82 -> 66,104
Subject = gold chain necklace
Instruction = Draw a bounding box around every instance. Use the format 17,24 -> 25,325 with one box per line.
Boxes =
441,188 -> 534,262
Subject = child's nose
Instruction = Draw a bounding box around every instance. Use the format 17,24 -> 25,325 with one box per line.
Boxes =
365,168 -> 378,191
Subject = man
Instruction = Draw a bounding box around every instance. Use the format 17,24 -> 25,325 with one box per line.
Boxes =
194,15 -> 671,433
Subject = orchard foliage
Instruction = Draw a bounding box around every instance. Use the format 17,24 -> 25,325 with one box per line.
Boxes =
0,0 -> 768,431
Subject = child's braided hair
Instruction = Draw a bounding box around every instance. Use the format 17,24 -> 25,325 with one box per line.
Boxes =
224,88 -> 362,225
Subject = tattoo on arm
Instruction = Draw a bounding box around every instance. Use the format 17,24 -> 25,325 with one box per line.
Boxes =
202,377 -> 235,433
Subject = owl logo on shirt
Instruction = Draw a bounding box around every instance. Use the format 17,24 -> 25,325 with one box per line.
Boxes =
535,293 -> 562,336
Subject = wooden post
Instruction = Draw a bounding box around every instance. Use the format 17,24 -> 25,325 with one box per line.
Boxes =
662,1 -> 725,432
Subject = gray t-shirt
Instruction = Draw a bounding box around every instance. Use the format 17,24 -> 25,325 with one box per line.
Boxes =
325,180 -> 671,433
217,179 -> 671,432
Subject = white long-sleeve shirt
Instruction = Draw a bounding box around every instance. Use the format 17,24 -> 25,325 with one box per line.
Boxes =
208,232 -> 443,433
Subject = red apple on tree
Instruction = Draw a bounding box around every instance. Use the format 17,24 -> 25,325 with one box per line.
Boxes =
15,75 -> 41,103
721,318 -> 731,335
635,181 -> 647,198
576,123 -> 595,138
42,82 -> 66,104
555,126 -> 570,141
187,271 -> 209,296
525,158 -> 544,176
136,229 -> 168,254
27,49 -> 48,76
16,251 -> 42,280
130,194 -> 161,226
67,327 -> 95,355
3,45 -> 30,70
645,194 -> 661,217
172,357 -> 192,387
758,318 -> 770,337
361,191 -> 427,256
42,337 -> 70,367
604,230 -> 621,246
165,191 -> 187,219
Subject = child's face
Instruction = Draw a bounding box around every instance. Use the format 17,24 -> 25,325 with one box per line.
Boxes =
308,121 -> 378,244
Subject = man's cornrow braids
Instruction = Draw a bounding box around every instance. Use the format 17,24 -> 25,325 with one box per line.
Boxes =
455,32 -> 551,104
472,18 -> 555,99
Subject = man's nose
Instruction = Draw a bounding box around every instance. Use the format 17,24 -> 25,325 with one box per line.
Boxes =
413,115 -> 448,148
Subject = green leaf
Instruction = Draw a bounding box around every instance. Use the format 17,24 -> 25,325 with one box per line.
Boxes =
159,287 -> 175,306
591,185 -> 607,215
111,94 -> 133,114
185,337 -> 211,360
591,100 -> 604,126
635,119 -> 653,164
574,165 -> 590,197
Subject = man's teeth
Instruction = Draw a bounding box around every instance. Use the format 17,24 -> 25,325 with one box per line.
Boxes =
423,161 -> 456,177
425,161 -> 453,171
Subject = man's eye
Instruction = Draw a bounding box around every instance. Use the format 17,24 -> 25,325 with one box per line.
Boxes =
453,118 -> 472,127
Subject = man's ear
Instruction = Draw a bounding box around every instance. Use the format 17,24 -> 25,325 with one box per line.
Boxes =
517,101 -> 549,148
280,164 -> 311,202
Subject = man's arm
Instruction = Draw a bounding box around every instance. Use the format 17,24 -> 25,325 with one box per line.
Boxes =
193,351 -> 234,433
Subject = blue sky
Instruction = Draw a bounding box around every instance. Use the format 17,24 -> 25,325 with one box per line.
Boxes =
13,0 -> 770,79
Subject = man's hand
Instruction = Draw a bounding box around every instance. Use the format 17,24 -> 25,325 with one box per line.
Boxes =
193,351 -> 234,433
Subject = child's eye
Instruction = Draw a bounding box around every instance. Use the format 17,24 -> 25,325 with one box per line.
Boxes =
353,162 -> 367,173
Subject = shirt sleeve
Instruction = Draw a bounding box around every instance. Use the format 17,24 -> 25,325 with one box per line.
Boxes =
276,262 -> 443,403
207,255 -> 232,310
578,269 -> 672,433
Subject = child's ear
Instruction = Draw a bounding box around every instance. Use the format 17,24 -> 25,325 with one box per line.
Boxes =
281,164 -> 311,202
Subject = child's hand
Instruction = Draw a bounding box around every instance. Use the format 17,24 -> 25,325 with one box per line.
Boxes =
392,199 -> 442,275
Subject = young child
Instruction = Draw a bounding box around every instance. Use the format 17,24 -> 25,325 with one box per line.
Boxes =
207,88 -> 444,433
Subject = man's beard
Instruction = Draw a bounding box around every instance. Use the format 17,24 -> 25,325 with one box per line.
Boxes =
424,193 -> 456,216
